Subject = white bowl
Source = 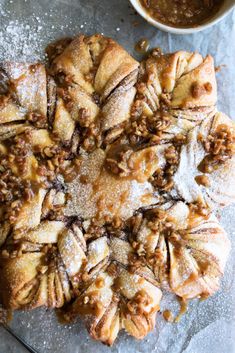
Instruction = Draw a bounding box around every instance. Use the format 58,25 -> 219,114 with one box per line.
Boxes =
129,0 -> 235,34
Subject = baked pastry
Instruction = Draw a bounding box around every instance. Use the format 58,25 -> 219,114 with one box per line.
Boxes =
0,34 -> 234,345
134,201 -> 230,299
172,112 -> 235,208
132,50 -> 217,140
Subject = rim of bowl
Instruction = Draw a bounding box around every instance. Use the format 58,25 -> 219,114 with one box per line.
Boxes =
129,0 -> 235,34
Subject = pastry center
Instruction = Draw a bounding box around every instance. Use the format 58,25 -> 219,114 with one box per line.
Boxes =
64,148 -> 158,221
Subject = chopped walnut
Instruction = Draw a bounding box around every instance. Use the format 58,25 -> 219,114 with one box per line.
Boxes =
126,111 -> 171,146
198,124 -> 235,173
195,175 -> 211,187
191,81 -> 212,99
151,145 -> 179,191
125,290 -> 153,316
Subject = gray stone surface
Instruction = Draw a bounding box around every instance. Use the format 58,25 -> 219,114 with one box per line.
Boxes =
0,327 -> 28,353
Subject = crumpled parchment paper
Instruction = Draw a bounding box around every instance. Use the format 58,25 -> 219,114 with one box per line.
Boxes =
0,1 -> 234,352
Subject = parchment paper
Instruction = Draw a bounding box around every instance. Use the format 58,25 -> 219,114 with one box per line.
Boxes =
0,1 -> 234,352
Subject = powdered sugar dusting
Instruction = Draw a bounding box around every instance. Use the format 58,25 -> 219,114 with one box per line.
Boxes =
0,1 -> 46,62
0,1 -> 234,353
0,21 -> 44,61
0,3 -> 89,62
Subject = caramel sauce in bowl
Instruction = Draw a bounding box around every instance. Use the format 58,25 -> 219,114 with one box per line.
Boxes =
129,0 -> 234,34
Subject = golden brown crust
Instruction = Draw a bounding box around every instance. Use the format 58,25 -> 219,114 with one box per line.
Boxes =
172,112 -> 235,208
0,34 -> 233,345
1,62 -> 47,116
138,51 -> 217,109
